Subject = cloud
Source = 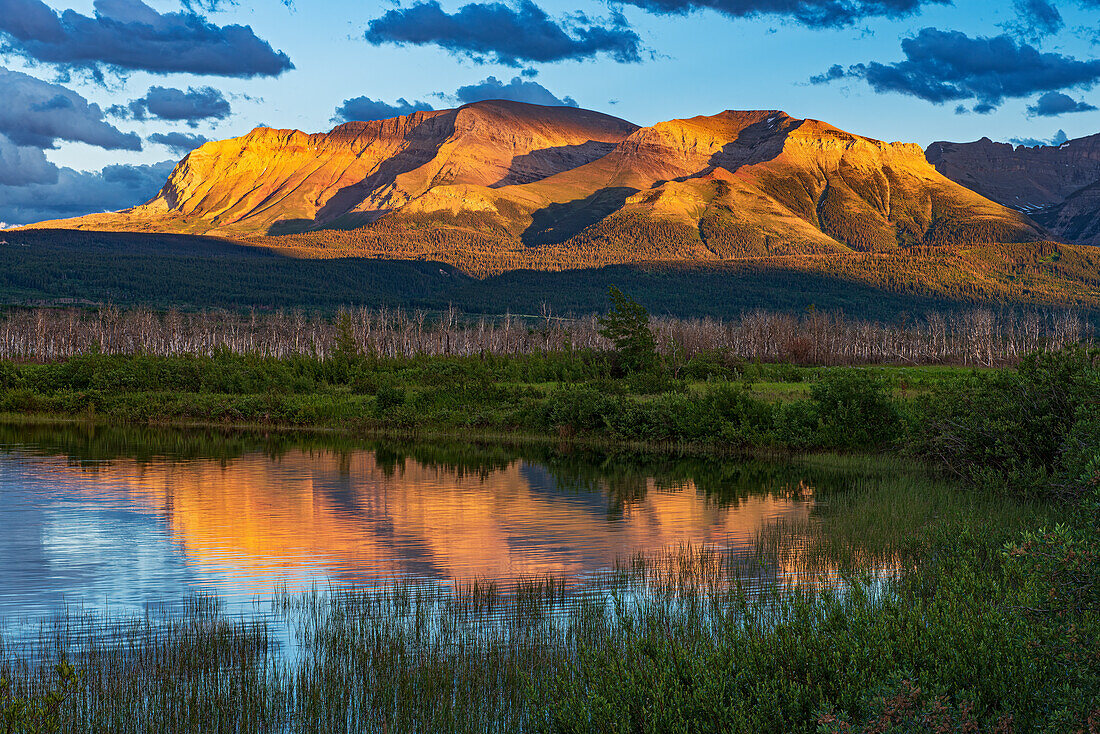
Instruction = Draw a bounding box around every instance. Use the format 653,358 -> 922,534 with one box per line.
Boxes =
0,160 -> 173,224
455,75 -> 577,106
0,0 -> 292,78
364,0 -> 642,65
1026,90 -> 1097,116
147,131 -> 209,155
113,86 -> 230,126
331,75 -> 581,123
0,0 -> 65,42
616,0 -> 947,28
0,67 -> 140,150
1005,0 -> 1063,39
1009,129 -> 1069,147
814,28 -> 1100,111
0,133 -> 58,186
180,0 -> 237,12
332,96 -> 434,122
808,63 -> 846,84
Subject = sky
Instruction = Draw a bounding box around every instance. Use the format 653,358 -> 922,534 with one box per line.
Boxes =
2,0 -> 1100,224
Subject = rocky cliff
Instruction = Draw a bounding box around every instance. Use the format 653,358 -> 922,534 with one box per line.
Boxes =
927,134 -> 1100,244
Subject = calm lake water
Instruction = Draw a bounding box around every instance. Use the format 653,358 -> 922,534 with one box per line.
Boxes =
0,425 -> 832,623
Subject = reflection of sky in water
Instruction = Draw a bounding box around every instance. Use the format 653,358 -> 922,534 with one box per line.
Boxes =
1,459 -> 197,620
0,443 -> 814,625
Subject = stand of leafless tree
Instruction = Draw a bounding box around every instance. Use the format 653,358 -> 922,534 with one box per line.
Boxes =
0,306 -> 1091,366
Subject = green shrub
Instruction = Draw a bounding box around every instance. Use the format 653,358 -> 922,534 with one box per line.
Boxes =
913,346 -> 1099,499
682,352 -> 735,381
375,385 -> 407,413
810,370 -> 901,450
773,399 -> 821,449
1059,407 -> 1100,493
1,660 -> 78,734
624,371 -> 683,395
540,386 -> 623,434
704,384 -> 775,447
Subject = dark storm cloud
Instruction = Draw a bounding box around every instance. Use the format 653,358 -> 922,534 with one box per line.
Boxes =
1027,90 -> 1097,116
0,67 -> 140,150
0,133 -> 58,186
0,160 -> 173,225
813,29 -> 1100,111
113,86 -> 231,126
364,0 -> 642,65
615,0 -> 947,28
147,131 -> 210,155
332,96 -> 435,122
455,75 -> 578,106
0,0 -> 292,78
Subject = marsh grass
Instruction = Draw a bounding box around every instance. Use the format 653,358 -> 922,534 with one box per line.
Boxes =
0,464 -> 1056,733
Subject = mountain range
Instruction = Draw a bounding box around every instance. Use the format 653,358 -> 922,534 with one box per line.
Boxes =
12,100 -> 1100,314
26,101 -> 1049,266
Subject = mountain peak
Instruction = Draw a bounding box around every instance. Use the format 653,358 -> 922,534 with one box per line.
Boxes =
22,102 -> 1043,255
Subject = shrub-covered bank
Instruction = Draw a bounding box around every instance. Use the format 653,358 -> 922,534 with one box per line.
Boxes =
0,345 -> 1096,496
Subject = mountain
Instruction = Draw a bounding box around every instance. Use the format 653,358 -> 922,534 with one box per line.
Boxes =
27,101 -> 1045,272
38,102 -> 638,237
926,134 -> 1100,245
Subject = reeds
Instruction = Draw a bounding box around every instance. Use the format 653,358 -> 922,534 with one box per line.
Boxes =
1,461 -> 1045,733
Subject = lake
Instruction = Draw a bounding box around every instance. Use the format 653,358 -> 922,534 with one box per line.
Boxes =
0,424 -> 831,624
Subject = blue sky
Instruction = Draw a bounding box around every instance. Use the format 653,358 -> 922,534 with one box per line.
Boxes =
2,0 -> 1100,223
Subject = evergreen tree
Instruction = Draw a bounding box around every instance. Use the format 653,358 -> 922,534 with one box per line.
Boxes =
598,286 -> 656,373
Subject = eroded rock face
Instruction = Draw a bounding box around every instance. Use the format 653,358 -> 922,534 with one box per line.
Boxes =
36,101 -> 638,236
1034,181 -> 1100,245
26,103 -> 1045,255
502,110 -> 1043,255
927,134 -> 1100,244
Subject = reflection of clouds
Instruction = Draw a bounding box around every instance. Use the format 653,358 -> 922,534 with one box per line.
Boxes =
0,457 -> 196,622
0,448 -> 813,624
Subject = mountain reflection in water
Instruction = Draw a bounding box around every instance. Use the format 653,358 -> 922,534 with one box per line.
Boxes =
0,427 -> 822,620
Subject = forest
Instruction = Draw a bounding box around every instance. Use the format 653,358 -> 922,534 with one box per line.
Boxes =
3,230 -> 1100,318
0,304 -> 1091,364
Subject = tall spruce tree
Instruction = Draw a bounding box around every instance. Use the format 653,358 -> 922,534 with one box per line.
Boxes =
598,286 -> 657,373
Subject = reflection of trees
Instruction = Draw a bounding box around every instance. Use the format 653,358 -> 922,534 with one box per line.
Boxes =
0,425 -> 853,513
531,449 -> 854,510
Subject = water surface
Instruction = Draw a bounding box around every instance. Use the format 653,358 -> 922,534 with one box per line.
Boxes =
0,425 -> 830,622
